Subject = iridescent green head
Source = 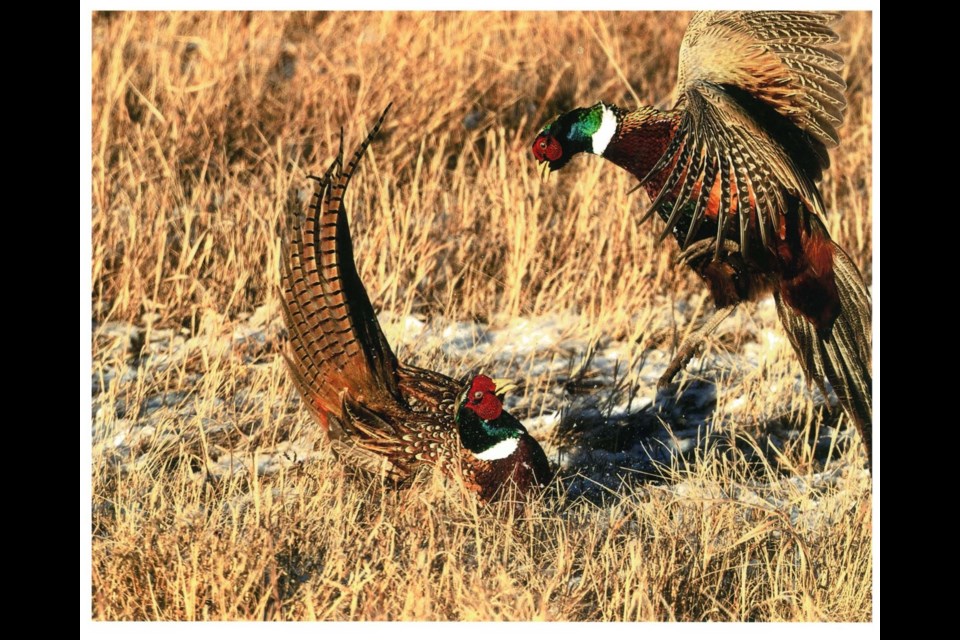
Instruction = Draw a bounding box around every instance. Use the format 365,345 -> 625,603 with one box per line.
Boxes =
532,102 -> 620,171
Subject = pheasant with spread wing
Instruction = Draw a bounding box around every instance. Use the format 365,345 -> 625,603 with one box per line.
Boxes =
282,108 -> 551,501
532,12 -> 873,468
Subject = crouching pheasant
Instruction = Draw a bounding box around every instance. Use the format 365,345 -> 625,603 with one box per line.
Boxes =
532,12 -> 873,468
282,107 -> 551,501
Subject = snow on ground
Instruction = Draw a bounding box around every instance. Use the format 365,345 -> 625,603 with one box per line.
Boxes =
92,301 -> 858,515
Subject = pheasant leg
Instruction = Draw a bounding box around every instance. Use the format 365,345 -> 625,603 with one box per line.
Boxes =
658,305 -> 736,388
657,237 -> 743,387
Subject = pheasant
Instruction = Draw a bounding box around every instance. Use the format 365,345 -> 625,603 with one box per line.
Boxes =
532,11 -> 873,468
281,107 -> 551,501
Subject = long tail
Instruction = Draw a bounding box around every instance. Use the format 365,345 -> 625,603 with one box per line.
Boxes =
280,105 -> 399,431
775,243 -> 873,469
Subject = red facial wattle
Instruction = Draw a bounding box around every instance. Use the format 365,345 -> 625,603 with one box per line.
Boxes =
464,375 -> 504,421
532,134 -> 563,163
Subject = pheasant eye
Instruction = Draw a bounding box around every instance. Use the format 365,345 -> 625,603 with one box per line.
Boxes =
540,136 -> 563,162
473,391 -> 484,401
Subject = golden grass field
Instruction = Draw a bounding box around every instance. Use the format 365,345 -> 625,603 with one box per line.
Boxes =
90,11 -> 874,621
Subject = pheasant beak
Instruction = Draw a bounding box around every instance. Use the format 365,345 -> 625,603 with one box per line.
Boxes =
538,161 -> 552,182
491,378 -> 519,398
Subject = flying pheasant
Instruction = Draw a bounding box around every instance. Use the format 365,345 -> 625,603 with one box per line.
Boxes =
532,11 -> 872,468
282,108 -> 551,501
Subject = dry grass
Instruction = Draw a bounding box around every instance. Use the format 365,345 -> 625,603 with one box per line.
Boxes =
90,11 -> 874,621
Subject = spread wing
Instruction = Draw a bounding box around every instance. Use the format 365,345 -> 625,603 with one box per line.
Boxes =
642,11 -> 847,254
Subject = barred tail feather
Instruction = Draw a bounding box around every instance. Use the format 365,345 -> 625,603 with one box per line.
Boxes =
776,244 -> 873,469
280,105 -> 402,424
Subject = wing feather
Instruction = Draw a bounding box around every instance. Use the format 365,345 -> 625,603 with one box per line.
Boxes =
639,12 -> 847,253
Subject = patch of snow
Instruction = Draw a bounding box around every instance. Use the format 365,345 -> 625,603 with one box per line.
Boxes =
727,395 -> 747,412
93,302 -> 861,508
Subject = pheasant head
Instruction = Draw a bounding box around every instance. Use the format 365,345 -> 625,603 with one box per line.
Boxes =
531,102 -> 620,171
455,375 -> 526,461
